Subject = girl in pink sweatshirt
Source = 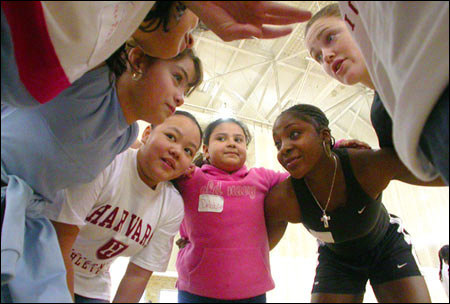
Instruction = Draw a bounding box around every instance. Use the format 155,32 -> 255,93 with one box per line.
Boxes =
175,118 -> 289,303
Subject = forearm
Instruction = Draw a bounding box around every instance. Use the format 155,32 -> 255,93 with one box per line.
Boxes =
51,221 -> 78,301
113,264 -> 152,303
395,164 -> 447,186
65,260 -> 75,301
113,278 -> 147,303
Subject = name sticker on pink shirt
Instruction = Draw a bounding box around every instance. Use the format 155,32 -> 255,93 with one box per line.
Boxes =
198,194 -> 224,213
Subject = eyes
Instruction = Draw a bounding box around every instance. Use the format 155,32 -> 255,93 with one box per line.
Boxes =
173,72 -> 191,96
313,33 -> 335,63
215,135 -> 245,144
165,133 -> 195,157
173,73 -> 183,83
274,131 -> 301,151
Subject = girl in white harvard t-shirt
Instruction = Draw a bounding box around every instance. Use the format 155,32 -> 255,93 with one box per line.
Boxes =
44,112 -> 202,302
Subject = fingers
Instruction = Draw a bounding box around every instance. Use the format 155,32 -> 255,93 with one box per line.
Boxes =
219,24 -> 263,41
260,26 -> 294,39
260,14 -> 309,26
220,24 -> 294,41
261,2 -> 312,23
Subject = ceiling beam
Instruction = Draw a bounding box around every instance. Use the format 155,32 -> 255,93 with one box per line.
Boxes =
204,40 -> 246,110
346,97 -> 365,137
264,72 -> 305,119
195,36 -> 268,58
183,103 -> 273,128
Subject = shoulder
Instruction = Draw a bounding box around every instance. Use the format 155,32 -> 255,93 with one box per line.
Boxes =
265,177 -> 301,223
159,182 -> 185,220
345,148 -> 400,196
250,167 -> 290,180
162,182 -> 184,206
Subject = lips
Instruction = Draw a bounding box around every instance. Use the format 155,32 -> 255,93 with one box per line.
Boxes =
161,157 -> 175,170
284,156 -> 301,170
332,59 -> 345,76
224,152 -> 239,157
167,104 -> 176,114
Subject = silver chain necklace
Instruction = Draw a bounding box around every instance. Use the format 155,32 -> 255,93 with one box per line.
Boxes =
304,153 -> 337,228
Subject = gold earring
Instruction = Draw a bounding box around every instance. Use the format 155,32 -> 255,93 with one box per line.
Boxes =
132,70 -> 143,81
322,140 -> 332,159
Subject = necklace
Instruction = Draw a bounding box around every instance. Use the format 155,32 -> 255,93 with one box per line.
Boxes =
304,153 -> 337,228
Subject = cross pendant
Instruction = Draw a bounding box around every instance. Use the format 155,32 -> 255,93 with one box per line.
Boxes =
321,213 -> 331,228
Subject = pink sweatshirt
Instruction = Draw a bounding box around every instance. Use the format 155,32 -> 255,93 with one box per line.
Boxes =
176,165 -> 289,299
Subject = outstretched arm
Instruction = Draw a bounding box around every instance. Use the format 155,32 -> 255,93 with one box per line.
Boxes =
183,1 -> 312,41
349,148 -> 447,199
265,178 -> 300,250
113,262 -> 153,303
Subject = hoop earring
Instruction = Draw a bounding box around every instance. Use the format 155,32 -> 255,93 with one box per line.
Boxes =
330,136 -> 336,149
132,70 -> 143,81
322,140 -> 332,159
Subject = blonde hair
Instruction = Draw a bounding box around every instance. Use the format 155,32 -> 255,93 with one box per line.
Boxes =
304,3 -> 342,38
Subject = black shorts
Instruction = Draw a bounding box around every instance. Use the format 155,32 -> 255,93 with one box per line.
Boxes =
311,216 -> 422,295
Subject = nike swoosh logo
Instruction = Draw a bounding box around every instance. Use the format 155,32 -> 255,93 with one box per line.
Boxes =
397,263 -> 408,268
358,206 -> 366,214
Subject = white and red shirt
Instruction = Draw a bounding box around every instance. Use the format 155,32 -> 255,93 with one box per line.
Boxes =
338,1 -> 449,181
44,149 -> 184,301
2,1 -> 155,105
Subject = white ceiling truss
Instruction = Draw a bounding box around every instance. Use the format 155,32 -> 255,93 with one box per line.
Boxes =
183,1 -> 378,147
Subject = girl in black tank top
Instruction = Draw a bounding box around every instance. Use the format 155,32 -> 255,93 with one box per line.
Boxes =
266,104 -> 431,303
291,148 -> 390,257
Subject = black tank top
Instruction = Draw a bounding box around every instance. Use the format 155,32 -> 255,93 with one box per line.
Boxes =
291,149 -> 389,257
371,92 -> 394,148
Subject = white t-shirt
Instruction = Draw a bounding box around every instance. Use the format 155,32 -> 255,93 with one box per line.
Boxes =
338,1 -> 449,181
44,149 -> 184,301
41,1 -> 155,84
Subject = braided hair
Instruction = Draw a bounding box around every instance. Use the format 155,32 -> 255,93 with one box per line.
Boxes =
277,103 -> 335,148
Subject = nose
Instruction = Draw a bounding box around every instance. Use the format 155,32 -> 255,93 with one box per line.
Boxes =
323,48 -> 335,64
185,32 -> 194,49
174,91 -> 185,107
169,146 -> 180,160
279,141 -> 292,156
227,139 -> 236,147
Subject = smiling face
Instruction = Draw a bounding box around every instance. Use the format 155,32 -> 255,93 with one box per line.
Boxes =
204,122 -> 248,173
305,16 -> 372,88
273,112 -> 326,179
137,114 -> 201,188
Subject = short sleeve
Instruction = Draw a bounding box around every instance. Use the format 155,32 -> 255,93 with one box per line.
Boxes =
130,188 -> 184,272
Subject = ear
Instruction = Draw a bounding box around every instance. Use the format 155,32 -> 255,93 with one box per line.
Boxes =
320,128 -> 332,144
202,144 -> 209,161
141,125 -> 153,145
127,47 -> 146,73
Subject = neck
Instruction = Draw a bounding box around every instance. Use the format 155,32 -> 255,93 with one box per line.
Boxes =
116,74 -> 136,125
305,153 -> 336,187
361,71 -> 375,90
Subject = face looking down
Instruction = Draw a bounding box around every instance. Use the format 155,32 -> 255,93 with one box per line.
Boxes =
128,50 -> 198,125
305,16 -> 372,88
